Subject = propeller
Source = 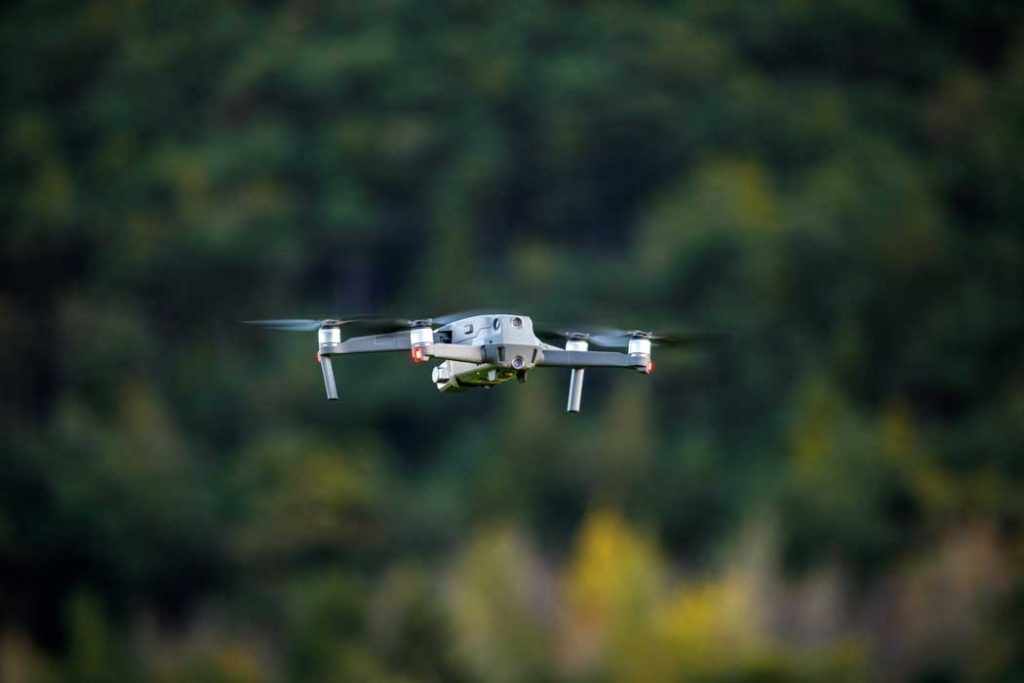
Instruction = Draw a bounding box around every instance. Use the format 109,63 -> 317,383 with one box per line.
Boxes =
535,323 -> 724,349
243,319 -> 332,332
244,310 -> 486,335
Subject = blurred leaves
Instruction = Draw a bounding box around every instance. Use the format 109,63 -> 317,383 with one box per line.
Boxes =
229,434 -> 384,567
2,0 -> 1024,681
449,525 -> 553,683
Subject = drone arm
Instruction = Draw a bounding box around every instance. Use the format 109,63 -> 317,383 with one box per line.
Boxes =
318,333 -> 488,365
540,347 -> 643,413
424,343 -> 487,364
537,349 -> 640,369
315,332 -> 413,400
320,331 -> 413,356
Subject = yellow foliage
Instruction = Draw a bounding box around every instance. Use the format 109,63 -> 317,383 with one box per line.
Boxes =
561,509 -> 665,677
561,511 -> 783,683
563,509 -> 665,636
653,570 -> 764,677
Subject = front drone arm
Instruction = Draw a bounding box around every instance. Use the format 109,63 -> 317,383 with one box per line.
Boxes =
319,331 -> 412,355
315,331 -> 412,400
316,332 -> 488,399
424,343 -> 486,363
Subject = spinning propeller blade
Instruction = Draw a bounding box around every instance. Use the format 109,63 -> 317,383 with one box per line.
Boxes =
245,310 -> 492,334
535,323 -> 724,349
243,319 -> 329,331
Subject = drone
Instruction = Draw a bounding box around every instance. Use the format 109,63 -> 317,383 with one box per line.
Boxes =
246,312 -> 712,412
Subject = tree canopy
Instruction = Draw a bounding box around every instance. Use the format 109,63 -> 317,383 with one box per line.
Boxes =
2,1 -> 1023,681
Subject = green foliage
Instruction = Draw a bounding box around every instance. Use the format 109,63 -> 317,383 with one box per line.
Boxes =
450,525 -> 554,683
2,0 -> 1024,680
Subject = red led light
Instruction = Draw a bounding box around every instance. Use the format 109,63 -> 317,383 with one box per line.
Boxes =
316,351 -> 322,363
411,346 -> 425,363
646,359 -> 654,374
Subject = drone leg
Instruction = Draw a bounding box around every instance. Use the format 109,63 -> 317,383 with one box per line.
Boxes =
566,368 -> 585,413
320,355 -> 339,400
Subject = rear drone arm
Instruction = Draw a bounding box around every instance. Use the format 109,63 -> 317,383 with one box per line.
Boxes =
536,346 -> 651,413
535,349 -> 640,369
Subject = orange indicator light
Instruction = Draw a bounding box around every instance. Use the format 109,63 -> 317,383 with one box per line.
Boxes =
646,359 -> 654,374
411,346 -> 425,363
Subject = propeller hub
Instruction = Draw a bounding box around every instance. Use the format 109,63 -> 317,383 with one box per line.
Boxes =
318,327 -> 342,345
627,336 -> 652,357
409,325 -> 434,346
565,338 -> 589,352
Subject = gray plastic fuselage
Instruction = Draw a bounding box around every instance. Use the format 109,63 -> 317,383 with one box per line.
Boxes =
430,314 -> 545,392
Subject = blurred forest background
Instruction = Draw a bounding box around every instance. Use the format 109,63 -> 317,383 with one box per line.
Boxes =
3,1 -> 1024,681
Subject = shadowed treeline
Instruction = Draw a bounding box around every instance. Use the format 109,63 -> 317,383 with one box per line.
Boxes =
2,1 -> 1023,681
